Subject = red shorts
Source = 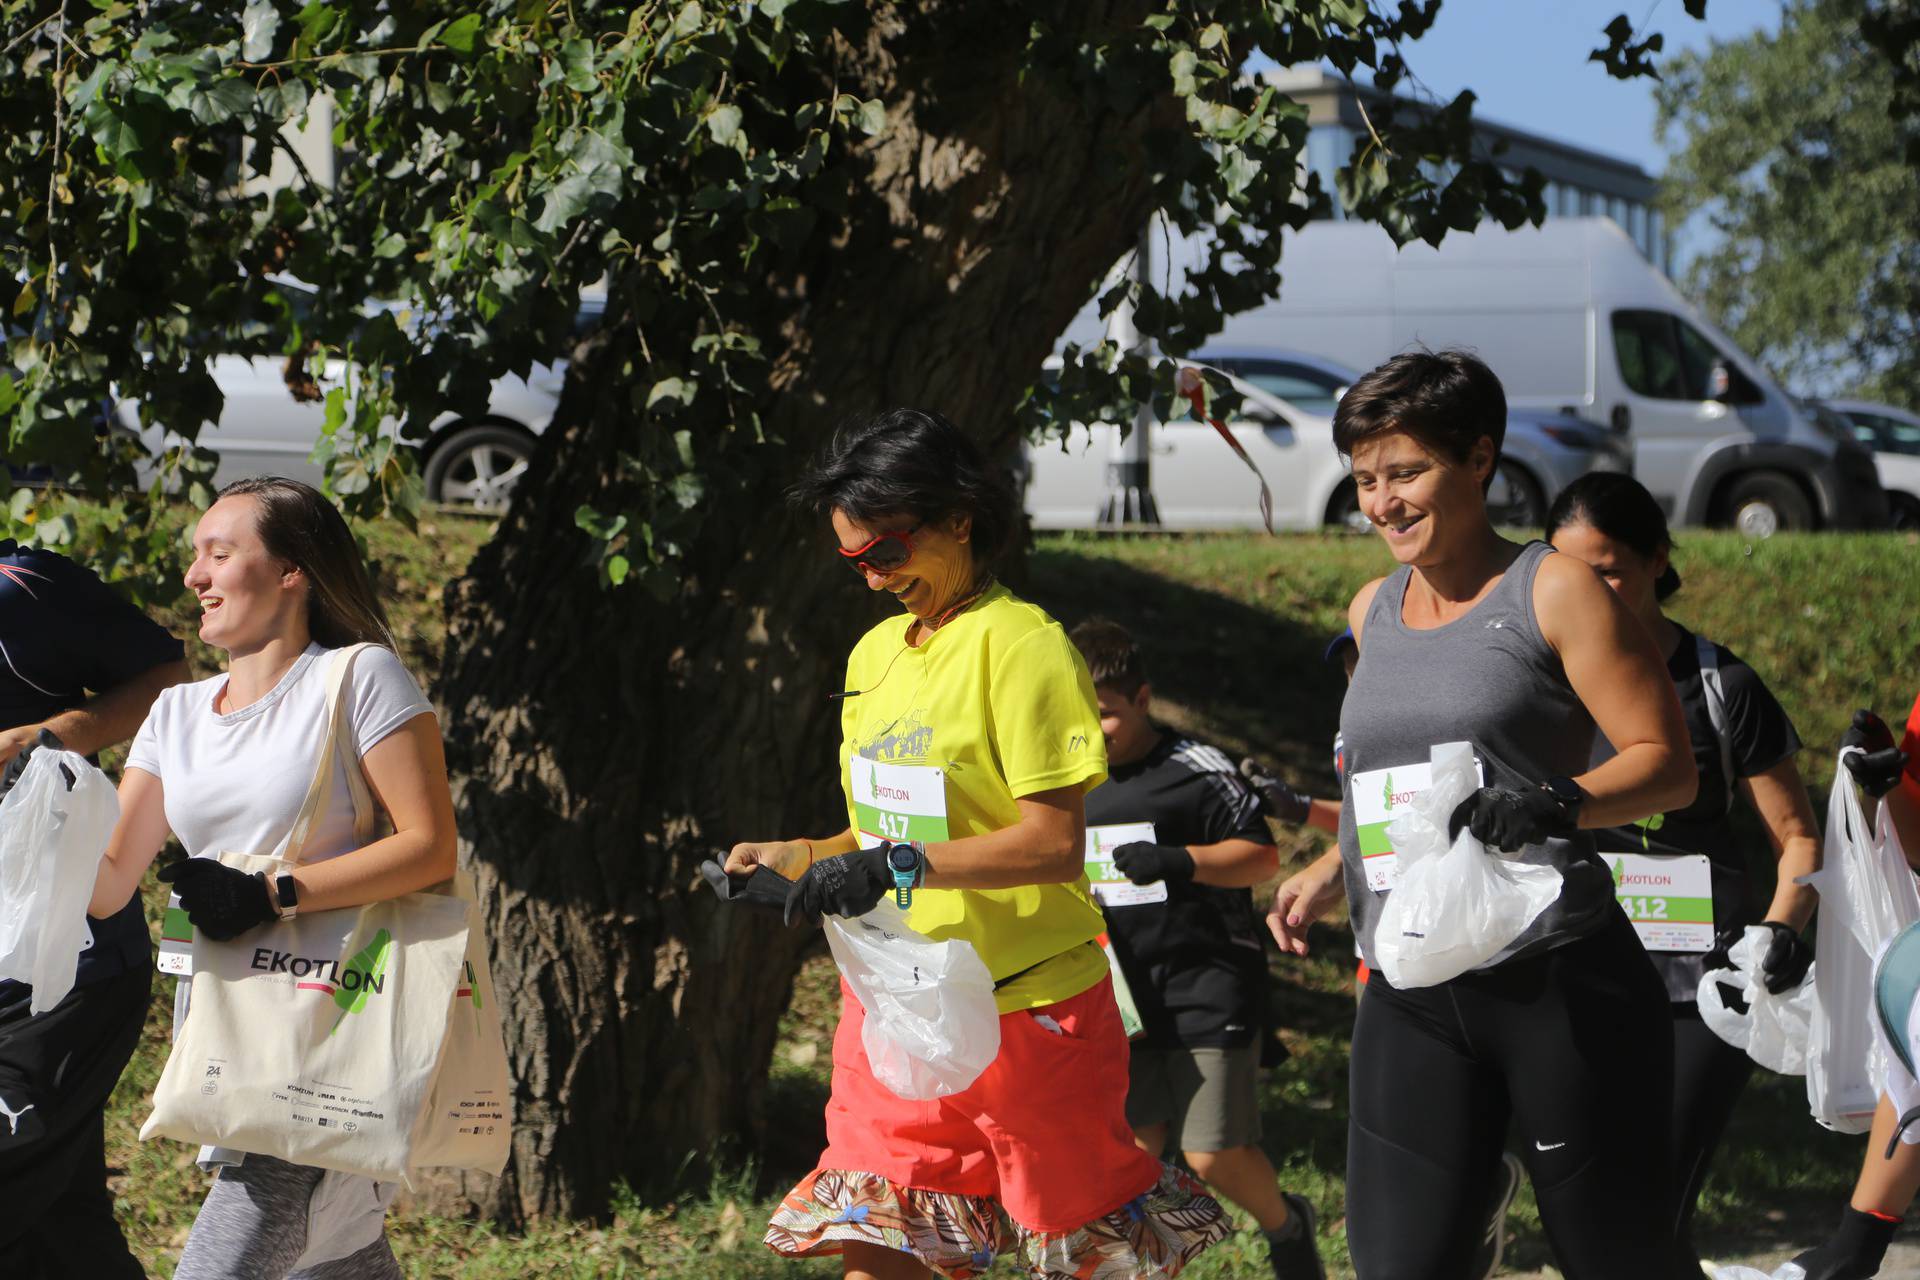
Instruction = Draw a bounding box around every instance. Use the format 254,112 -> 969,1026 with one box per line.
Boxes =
818,973 -> 1158,1231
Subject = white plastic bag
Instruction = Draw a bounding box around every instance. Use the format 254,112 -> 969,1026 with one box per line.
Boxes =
1803,753 -> 1920,1133
0,749 -> 120,1012
1372,742 -> 1564,989
824,900 -> 1000,1100
1696,926 -> 1816,1075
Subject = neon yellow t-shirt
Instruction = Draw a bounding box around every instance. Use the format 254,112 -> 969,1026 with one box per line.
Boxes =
839,584 -> 1110,1013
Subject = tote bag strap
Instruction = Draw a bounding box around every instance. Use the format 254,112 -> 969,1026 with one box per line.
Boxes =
283,644 -> 378,867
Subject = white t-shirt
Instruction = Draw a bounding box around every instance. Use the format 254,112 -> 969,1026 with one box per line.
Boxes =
127,643 -> 434,863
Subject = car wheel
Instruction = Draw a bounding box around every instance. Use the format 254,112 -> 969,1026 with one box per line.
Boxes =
1324,481 -> 1372,533
1486,461 -> 1545,528
424,424 -> 534,513
1889,492 -> 1920,532
1721,471 -> 1814,539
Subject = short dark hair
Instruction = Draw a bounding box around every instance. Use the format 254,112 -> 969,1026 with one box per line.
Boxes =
790,408 -> 1019,566
1069,617 -> 1145,696
1332,349 -> 1507,481
1544,471 -> 1682,601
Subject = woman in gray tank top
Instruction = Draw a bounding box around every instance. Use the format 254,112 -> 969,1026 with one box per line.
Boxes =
1266,351 -> 1697,1279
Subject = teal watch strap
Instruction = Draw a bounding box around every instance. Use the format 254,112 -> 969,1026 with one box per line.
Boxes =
888,841 -> 924,908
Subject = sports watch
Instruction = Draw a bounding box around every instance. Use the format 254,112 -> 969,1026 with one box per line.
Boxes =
1541,775 -> 1584,825
886,841 -> 925,908
262,871 -> 299,921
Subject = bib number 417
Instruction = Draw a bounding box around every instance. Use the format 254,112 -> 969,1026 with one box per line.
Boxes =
875,812 -> 911,841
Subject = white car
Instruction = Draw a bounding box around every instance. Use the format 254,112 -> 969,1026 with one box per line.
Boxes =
1023,350 -> 1629,531
1818,399 -> 1920,530
113,287 -> 603,512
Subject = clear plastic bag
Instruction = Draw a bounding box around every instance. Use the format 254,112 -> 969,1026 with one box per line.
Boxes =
1696,926 -> 1816,1075
1372,742 -> 1564,989
0,749 -> 120,1012
823,900 -> 1000,1100
1803,753 -> 1920,1133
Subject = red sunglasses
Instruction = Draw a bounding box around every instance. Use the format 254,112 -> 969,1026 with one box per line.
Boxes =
838,521 -> 925,576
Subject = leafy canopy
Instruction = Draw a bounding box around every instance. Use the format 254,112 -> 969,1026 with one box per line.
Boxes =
1,0 -> 1613,595
1657,0 -> 1920,407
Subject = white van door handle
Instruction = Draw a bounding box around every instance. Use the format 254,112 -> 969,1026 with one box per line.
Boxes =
1610,405 -> 1631,434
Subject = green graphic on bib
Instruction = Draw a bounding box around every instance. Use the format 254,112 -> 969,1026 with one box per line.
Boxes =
849,755 -> 950,846
1610,853 -> 1713,952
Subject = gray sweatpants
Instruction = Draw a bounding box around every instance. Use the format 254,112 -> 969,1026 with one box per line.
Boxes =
174,1154 -> 403,1280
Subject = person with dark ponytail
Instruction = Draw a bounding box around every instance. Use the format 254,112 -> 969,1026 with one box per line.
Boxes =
1546,471 -> 1819,1274
88,477 -> 456,1278
728,409 -> 1228,1280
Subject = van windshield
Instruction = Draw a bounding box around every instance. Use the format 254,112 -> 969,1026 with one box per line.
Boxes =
1611,310 -> 1727,402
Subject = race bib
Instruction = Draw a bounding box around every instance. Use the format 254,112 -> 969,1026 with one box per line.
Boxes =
849,756 -> 950,847
1350,749 -> 1483,891
1609,852 -> 1714,952
157,892 -> 194,976
1084,822 -> 1166,908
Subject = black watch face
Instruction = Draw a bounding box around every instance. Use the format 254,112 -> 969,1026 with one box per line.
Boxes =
887,845 -> 916,871
1546,777 -> 1580,805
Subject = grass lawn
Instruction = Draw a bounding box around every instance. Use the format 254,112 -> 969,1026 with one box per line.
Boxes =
87,521 -> 1920,1277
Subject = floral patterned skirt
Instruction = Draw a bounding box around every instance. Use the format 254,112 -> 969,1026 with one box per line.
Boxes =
764,1161 -> 1230,1279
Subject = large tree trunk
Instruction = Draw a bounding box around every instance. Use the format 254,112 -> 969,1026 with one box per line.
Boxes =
434,1 -> 1173,1222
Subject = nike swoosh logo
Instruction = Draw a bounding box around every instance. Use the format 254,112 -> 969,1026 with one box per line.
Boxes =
1535,1140 -> 1566,1151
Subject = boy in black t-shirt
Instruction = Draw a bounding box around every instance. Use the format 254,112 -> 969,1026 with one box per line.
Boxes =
0,542 -> 186,1278
1070,619 -> 1325,1280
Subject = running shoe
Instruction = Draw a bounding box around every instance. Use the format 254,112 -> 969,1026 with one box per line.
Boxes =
1468,1152 -> 1525,1279
1267,1191 -> 1326,1280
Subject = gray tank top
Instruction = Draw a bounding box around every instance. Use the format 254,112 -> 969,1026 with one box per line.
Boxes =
1339,540 -> 1613,974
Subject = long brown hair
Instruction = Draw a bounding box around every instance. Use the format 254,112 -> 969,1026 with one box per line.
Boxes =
215,476 -> 396,650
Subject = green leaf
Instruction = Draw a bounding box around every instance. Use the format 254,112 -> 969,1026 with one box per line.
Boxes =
606,553 -> 630,585
706,104 -> 744,148
855,98 -> 886,137
646,377 -> 695,408
440,13 -> 484,54
241,0 -> 280,61
372,232 -> 406,259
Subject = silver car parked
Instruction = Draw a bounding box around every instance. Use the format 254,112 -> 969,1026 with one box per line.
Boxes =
113,284 -> 603,512
1190,348 -> 1632,529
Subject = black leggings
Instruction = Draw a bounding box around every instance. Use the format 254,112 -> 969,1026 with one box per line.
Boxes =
1347,911 -> 1682,1280
1671,1000 -> 1753,1272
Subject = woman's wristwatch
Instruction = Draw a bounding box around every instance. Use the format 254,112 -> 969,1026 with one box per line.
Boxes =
258,871 -> 299,921
886,841 -> 926,908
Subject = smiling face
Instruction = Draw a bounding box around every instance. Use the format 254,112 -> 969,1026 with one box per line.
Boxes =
831,507 -> 979,620
1348,428 -> 1496,567
184,495 -> 308,654
1549,521 -> 1666,622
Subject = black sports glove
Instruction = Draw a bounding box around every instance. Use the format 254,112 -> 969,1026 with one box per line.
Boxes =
1757,920 -> 1814,994
1843,709 -> 1910,800
1446,786 -> 1576,851
1111,842 -> 1196,886
698,859 -> 797,915
157,858 -> 277,942
0,727 -> 66,799
783,845 -> 894,926
1789,1204 -> 1901,1280
1238,757 -> 1312,825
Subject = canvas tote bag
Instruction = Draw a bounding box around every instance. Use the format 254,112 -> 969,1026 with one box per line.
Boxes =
142,646 -> 480,1182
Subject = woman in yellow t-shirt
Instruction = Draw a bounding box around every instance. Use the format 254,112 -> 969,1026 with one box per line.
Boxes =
726,409 -> 1228,1280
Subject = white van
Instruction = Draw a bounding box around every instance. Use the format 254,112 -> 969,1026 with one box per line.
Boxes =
1215,218 -> 1885,535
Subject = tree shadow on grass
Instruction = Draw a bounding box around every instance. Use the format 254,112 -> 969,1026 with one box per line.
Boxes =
1023,543 -> 1349,791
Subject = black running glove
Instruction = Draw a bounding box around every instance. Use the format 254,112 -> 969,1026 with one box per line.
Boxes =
0,728 -> 65,799
783,845 -> 894,925
1790,1205 -> 1902,1280
698,859 -> 798,916
157,858 -> 277,942
1757,920 -> 1814,994
1447,786 -> 1575,851
1238,757 -> 1312,824
1111,842 -> 1196,886
1843,709 -> 1910,800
